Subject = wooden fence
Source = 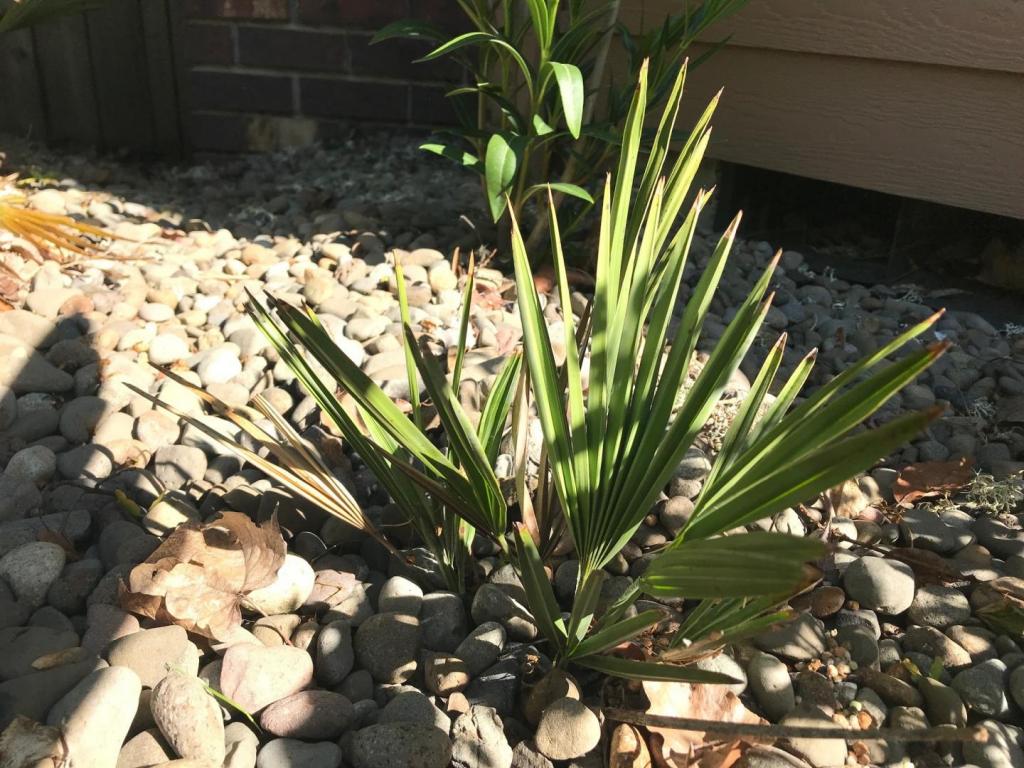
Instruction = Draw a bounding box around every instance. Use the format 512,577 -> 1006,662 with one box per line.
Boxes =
0,0 -> 182,156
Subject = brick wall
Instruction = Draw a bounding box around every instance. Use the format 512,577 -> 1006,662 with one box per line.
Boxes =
179,0 -> 464,152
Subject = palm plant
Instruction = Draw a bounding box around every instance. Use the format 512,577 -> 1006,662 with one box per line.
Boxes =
502,61 -> 944,676
153,62 -> 944,683
245,263 -> 522,593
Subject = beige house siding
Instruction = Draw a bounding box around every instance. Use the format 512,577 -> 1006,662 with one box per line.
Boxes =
620,0 -> 1024,219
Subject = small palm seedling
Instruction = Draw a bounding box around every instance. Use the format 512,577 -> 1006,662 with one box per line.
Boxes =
374,0 -> 750,239
245,260 -> 522,594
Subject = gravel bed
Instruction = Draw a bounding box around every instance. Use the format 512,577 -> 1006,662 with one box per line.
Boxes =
0,132 -> 1023,768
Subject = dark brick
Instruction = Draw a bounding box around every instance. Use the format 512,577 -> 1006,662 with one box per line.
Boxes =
347,33 -> 460,82
300,77 -> 408,122
410,0 -> 470,29
410,84 -> 459,126
186,111 -> 249,152
184,0 -> 289,20
297,0 -> 407,28
182,22 -> 235,66
188,70 -> 293,114
238,26 -> 348,71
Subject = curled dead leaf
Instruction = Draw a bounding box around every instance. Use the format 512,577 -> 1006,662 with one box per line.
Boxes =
119,511 -> 286,641
827,479 -> 869,518
0,716 -> 66,767
893,457 -> 973,507
610,723 -> 653,768
642,680 -> 766,768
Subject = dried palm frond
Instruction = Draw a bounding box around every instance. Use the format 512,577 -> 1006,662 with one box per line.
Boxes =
126,366 -> 399,558
0,185 -> 113,274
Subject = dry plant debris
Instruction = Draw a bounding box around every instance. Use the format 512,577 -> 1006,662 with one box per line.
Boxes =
641,679 -> 766,767
0,178 -> 113,276
119,511 -> 286,640
892,457 -> 974,507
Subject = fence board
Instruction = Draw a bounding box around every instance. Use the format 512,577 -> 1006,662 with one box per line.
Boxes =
140,0 -> 183,156
30,15 -> 101,147
85,0 -> 155,152
0,28 -> 47,140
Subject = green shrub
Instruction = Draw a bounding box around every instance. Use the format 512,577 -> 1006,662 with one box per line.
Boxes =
373,0 -> 749,237
158,63 -> 944,682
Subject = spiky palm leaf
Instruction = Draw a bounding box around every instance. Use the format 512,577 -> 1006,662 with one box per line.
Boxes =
506,59 -> 942,678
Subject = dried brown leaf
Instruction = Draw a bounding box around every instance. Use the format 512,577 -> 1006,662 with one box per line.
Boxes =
893,457 -> 974,507
643,680 -> 767,767
610,724 -> 653,768
0,716 -> 66,766
119,512 -> 286,640
698,740 -> 745,768
827,479 -> 869,518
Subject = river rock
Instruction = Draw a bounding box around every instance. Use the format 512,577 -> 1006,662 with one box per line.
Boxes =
470,584 -> 537,642
354,612 -> 421,683
753,613 -> 827,661
117,728 -> 174,768
843,556 -> 915,614
907,584 -> 971,628
419,591 -> 470,652
350,722 -> 453,768
224,721 -> 260,768
0,657 -> 101,729
450,705 -> 513,768
105,625 -> 200,688
747,652 -> 795,721
0,541 -> 65,612
259,689 -> 355,740
534,698 -> 601,761
378,575 -> 424,616
952,659 -> 1010,718
315,619 -> 354,686
151,671 -> 226,764
455,621 -> 506,677
0,625 -> 80,680
47,666 -> 141,768
241,553 -> 315,615
220,644 -> 314,712
256,738 -> 343,768
779,707 -> 847,768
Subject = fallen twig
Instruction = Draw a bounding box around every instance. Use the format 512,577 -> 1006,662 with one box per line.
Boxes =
602,708 -> 988,743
